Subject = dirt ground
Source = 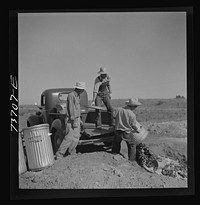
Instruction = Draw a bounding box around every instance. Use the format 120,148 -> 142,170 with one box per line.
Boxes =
19,124 -> 187,189
19,99 -> 188,189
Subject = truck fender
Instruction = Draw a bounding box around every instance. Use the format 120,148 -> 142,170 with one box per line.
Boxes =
27,115 -> 43,127
50,119 -> 62,132
50,119 -> 65,154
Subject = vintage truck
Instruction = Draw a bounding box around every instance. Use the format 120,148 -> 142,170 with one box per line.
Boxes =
27,88 -> 114,154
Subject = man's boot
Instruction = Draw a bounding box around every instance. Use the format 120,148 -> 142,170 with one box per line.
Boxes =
128,143 -> 136,162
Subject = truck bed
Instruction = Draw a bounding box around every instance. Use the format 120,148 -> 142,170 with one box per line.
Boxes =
78,123 -> 115,145
48,112 -> 115,145
83,123 -> 114,136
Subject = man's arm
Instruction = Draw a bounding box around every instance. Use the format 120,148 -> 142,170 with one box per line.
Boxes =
107,83 -> 112,95
91,78 -> 101,105
91,92 -> 97,106
67,94 -> 75,120
106,75 -> 112,97
129,112 -> 139,133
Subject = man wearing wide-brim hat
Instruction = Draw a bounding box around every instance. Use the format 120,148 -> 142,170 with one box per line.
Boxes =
91,67 -> 113,129
112,98 -> 145,162
56,82 -> 86,159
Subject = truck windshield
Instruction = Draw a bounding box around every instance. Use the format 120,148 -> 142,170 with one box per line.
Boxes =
58,93 -> 68,102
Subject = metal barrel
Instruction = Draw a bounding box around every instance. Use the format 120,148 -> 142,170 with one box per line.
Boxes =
19,133 -> 27,175
22,123 -> 54,171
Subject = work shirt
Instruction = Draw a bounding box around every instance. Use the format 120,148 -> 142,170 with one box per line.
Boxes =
113,107 -> 137,133
66,90 -> 81,121
93,75 -> 111,95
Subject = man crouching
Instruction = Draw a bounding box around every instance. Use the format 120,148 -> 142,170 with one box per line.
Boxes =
112,98 -> 148,162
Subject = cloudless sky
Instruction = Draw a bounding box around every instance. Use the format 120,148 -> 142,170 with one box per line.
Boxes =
18,12 -> 186,104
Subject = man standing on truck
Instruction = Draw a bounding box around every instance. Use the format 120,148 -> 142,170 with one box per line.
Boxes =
111,98 -> 144,162
55,82 -> 86,159
91,67 -> 113,129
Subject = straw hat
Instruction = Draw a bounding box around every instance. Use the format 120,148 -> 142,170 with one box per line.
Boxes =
74,81 -> 86,90
97,67 -> 107,74
125,98 -> 142,107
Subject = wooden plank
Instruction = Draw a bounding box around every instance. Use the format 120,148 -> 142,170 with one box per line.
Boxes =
49,113 -> 66,116
78,135 -> 114,145
85,105 -> 107,111
84,127 -> 114,137
83,123 -> 114,136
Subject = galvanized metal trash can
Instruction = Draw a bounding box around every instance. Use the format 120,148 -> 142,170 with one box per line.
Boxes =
130,121 -> 149,144
19,133 -> 27,175
22,123 -> 54,171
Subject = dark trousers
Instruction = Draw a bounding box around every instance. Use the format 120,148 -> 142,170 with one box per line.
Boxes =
112,130 -> 136,162
95,93 -> 113,127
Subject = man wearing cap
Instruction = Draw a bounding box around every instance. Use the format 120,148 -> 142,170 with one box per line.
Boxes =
55,82 -> 86,159
91,67 -> 113,129
112,98 -> 143,162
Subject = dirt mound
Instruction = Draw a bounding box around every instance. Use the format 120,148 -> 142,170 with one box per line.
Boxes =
19,120 -> 187,189
19,151 -> 187,189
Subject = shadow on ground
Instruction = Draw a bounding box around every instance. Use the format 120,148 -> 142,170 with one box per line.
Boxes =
76,143 -> 112,154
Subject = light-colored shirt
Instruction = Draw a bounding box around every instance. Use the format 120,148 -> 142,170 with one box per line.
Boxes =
113,107 -> 137,133
66,90 -> 81,121
93,75 -> 111,94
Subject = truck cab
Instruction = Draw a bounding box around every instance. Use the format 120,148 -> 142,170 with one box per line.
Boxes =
39,88 -> 89,124
27,88 -> 114,154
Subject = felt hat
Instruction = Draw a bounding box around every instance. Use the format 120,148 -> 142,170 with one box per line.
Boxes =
97,67 -> 107,74
74,81 -> 86,90
125,98 -> 142,107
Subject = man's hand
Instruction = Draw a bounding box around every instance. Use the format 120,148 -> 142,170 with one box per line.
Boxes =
132,125 -> 140,133
102,78 -> 107,83
80,118 -> 83,126
91,101 -> 95,106
80,119 -> 84,131
72,119 -> 78,128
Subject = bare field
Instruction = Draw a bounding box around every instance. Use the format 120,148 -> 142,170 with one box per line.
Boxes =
19,98 -> 188,189
19,98 -> 187,129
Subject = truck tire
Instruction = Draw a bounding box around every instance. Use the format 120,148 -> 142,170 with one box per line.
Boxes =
51,128 -> 62,154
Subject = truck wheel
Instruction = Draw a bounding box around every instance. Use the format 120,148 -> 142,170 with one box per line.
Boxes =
51,128 -> 61,154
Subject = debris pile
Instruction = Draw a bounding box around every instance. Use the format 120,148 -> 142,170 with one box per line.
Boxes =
136,143 -> 158,173
136,143 -> 187,179
156,156 -> 187,179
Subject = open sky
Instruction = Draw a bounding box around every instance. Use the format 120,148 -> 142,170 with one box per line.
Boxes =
18,12 -> 186,104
